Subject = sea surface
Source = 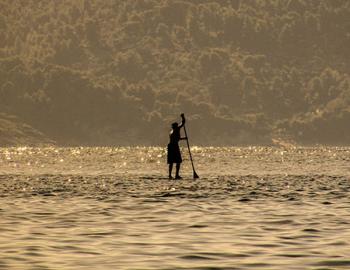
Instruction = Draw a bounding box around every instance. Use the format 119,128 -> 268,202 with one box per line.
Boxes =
0,146 -> 350,270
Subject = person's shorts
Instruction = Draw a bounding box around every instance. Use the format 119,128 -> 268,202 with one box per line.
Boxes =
167,143 -> 182,164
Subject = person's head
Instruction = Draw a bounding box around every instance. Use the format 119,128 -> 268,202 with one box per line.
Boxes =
171,122 -> 178,129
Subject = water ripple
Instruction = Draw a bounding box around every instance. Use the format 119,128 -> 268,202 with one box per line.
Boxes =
0,147 -> 350,269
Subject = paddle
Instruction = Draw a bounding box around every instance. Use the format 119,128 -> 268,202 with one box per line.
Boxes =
182,116 -> 199,179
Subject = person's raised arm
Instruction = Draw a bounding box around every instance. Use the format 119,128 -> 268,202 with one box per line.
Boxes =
178,113 -> 186,128
179,113 -> 187,140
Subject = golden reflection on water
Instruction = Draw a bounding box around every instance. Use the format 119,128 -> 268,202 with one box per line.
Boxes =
1,146 -> 350,177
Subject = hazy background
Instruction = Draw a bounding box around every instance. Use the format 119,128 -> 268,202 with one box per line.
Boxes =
0,0 -> 349,146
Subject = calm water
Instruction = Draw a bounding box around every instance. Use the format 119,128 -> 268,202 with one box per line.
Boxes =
1,146 -> 350,269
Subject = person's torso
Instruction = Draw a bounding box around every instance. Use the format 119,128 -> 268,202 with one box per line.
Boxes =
169,128 -> 180,144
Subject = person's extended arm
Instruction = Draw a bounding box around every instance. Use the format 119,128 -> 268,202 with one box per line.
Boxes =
179,113 -> 187,140
178,113 -> 186,128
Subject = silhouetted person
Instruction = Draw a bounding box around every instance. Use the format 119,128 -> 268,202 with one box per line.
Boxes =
167,113 -> 186,179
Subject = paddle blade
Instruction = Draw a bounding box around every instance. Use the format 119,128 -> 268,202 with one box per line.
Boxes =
193,170 -> 199,179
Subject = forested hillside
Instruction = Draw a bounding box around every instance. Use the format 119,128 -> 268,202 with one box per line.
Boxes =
1,0 -> 349,146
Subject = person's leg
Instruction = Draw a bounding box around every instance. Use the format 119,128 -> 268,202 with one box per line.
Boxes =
175,163 -> 181,179
169,163 -> 173,179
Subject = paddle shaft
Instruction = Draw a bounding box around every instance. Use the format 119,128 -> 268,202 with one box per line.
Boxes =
183,124 -> 197,176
